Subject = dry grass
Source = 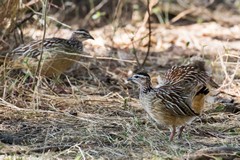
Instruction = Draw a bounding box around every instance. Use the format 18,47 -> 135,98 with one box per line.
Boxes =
0,0 -> 18,31
0,13 -> 240,160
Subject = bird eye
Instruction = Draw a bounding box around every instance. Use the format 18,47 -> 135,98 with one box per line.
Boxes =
134,75 -> 139,78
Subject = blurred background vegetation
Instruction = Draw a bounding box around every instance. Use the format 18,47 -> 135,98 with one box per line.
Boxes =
1,0 -> 240,52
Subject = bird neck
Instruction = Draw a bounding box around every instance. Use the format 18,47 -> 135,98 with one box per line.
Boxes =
67,37 -> 83,51
140,83 -> 152,94
69,35 -> 78,41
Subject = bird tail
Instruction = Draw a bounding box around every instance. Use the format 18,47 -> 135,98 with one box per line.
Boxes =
190,86 -> 209,114
195,86 -> 209,96
190,56 -> 219,89
208,78 -> 219,88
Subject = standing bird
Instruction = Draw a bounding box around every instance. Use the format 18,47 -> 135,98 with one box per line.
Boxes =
8,29 -> 94,77
128,61 -> 218,141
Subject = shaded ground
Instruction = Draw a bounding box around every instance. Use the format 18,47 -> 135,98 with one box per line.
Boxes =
0,92 -> 239,159
0,2 -> 240,159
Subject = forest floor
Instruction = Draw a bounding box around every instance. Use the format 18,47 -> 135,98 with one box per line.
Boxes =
0,20 -> 240,159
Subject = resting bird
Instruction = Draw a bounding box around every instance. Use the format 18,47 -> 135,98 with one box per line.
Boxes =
7,29 -> 94,77
128,60 -> 218,141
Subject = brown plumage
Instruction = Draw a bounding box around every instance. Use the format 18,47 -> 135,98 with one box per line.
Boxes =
164,59 -> 219,113
128,61 -> 218,141
4,29 -> 94,77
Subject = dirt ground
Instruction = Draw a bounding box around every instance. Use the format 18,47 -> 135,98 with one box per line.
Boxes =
0,1 -> 240,160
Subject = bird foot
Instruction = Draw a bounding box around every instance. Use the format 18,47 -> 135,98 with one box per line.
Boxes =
177,126 -> 185,139
169,127 -> 176,141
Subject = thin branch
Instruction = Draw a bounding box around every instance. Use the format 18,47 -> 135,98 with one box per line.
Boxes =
53,52 -> 137,63
113,0 -> 124,27
35,0 -> 47,78
130,39 -> 140,66
170,8 -> 194,23
32,0 -> 48,108
82,0 -> 108,27
28,7 -> 71,28
140,0 -> 152,69
11,8 -> 42,32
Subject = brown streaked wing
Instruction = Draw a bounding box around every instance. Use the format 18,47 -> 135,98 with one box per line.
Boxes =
12,40 -> 42,58
12,38 -> 70,58
164,66 -> 208,86
154,85 -> 198,116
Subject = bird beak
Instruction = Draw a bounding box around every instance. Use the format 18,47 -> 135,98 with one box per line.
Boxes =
127,77 -> 133,81
89,35 -> 94,40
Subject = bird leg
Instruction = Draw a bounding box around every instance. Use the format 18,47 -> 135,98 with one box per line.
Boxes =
178,126 -> 185,139
169,127 -> 176,141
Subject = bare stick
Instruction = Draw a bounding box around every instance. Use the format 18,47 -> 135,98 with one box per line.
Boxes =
171,8 -> 194,23
82,0 -> 108,27
32,0 -> 48,108
130,39 -> 140,66
35,0 -> 47,77
140,0 -> 152,69
11,8 -> 42,32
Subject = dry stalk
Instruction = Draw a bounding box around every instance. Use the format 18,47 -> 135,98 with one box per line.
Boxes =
31,0 -> 48,109
217,48 -> 240,98
82,0 -> 109,27
140,0 -> 152,69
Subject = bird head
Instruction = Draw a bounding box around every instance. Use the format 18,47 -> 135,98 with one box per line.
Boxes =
71,29 -> 94,41
128,72 -> 151,87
